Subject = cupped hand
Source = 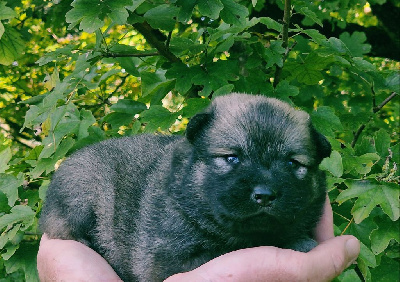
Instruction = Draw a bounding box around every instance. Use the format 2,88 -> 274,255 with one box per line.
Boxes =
37,234 -> 122,282
37,196 -> 360,282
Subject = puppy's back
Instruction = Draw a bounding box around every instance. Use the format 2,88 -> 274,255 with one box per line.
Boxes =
40,134 -> 178,246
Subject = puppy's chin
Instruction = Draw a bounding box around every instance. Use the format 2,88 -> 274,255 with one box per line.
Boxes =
215,205 -> 286,235
223,213 -> 281,236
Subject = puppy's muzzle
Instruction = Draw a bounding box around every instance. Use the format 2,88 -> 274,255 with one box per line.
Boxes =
251,185 -> 277,207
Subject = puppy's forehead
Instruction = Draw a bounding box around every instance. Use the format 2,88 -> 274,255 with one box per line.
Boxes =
207,94 -> 313,158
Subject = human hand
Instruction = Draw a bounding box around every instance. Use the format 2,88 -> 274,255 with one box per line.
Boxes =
165,235 -> 359,282
37,196 -> 359,282
37,234 -> 122,282
165,196 -> 360,282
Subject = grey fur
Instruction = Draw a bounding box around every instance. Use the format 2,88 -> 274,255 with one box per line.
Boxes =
40,93 -> 331,281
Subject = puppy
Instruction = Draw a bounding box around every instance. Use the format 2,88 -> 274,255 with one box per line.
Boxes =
40,93 -> 331,281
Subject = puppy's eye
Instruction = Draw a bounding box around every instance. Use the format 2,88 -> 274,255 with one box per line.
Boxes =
288,159 -> 299,168
226,156 -> 240,164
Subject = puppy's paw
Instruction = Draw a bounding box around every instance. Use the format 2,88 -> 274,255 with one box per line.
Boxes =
284,238 -> 317,253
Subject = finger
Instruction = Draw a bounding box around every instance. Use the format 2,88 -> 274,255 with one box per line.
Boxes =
303,235 -> 360,282
313,194 -> 334,243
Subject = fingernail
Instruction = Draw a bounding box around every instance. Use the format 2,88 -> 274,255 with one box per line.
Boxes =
345,238 -> 360,267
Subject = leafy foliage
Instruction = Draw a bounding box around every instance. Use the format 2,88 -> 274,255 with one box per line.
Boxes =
0,0 -> 399,281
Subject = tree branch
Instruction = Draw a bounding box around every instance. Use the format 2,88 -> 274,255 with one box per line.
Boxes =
351,92 -> 398,148
132,22 -> 181,63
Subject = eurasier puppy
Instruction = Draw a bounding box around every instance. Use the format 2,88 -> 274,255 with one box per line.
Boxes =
40,93 -> 331,281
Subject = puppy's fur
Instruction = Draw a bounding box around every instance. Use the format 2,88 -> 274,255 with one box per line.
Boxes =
40,93 -> 331,281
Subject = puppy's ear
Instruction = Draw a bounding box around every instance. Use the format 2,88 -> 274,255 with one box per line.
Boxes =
186,112 -> 213,144
311,126 -> 332,163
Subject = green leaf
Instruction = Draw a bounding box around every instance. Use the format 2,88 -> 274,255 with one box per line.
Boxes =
38,104 -> 80,159
311,106 -> 343,137
112,56 -> 140,77
220,0 -> 249,26
191,61 -> 239,97
374,129 -> 391,157
78,109 -> 96,139
2,244 -> 18,260
336,269 -> 362,282
213,84 -> 235,97
0,147 -> 11,173
286,53 -> 335,85
165,63 -> 194,94
0,22 -> 4,39
126,0 -> 146,12
385,72 -> 400,92
370,256 -> 400,282
66,1 -> 103,32
176,0 -> 197,22
35,46 -> 75,66
339,32 -> 371,57
358,241 -> 377,267
0,173 -> 23,207
170,37 -> 206,55
38,180 -> 50,201
197,0 -> 224,19
0,27 -> 25,65
299,7 -> 323,27
337,180 -> 399,224
344,216 -> 377,247
264,40 -> 285,68
343,153 -> 380,175
144,4 -> 179,31
140,105 -> 179,132
66,0 -> 133,33
259,17 -> 282,32
141,70 -> 174,98
110,99 -> 147,114
320,37 -> 349,55
302,28 -> 327,45
370,216 -> 399,254
103,112 -> 135,129
353,57 -> 376,72
182,98 -> 211,118
72,127 -> 106,152
274,80 -> 299,100
0,2 -> 17,20
320,150 -> 343,177
30,137 -> 75,178
3,242 -> 39,282
0,205 -> 35,231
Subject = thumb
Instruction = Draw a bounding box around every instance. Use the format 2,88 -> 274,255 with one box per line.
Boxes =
304,235 -> 360,281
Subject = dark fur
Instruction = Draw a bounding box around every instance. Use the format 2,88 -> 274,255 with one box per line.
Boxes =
40,93 -> 331,281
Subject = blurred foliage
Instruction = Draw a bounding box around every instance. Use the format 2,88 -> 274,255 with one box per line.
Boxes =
0,0 -> 399,281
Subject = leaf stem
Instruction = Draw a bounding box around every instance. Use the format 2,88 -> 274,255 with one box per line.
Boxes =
351,91 -> 398,148
273,0 -> 291,87
341,217 -> 354,235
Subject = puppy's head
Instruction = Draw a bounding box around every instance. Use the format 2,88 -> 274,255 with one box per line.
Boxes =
185,93 -> 331,235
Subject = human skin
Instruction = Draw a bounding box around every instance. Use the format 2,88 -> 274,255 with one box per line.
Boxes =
37,196 -> 360,282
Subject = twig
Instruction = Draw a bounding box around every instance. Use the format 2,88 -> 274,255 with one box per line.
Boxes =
102,52 -> 159,58
273,0 -> 292,87
351,91 -> 398,148
132,22 -> 180,63
373,91 -> 398,113
166,31 -> 172,48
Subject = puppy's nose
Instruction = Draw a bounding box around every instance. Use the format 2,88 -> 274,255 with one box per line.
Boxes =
251,185 -> 277,206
